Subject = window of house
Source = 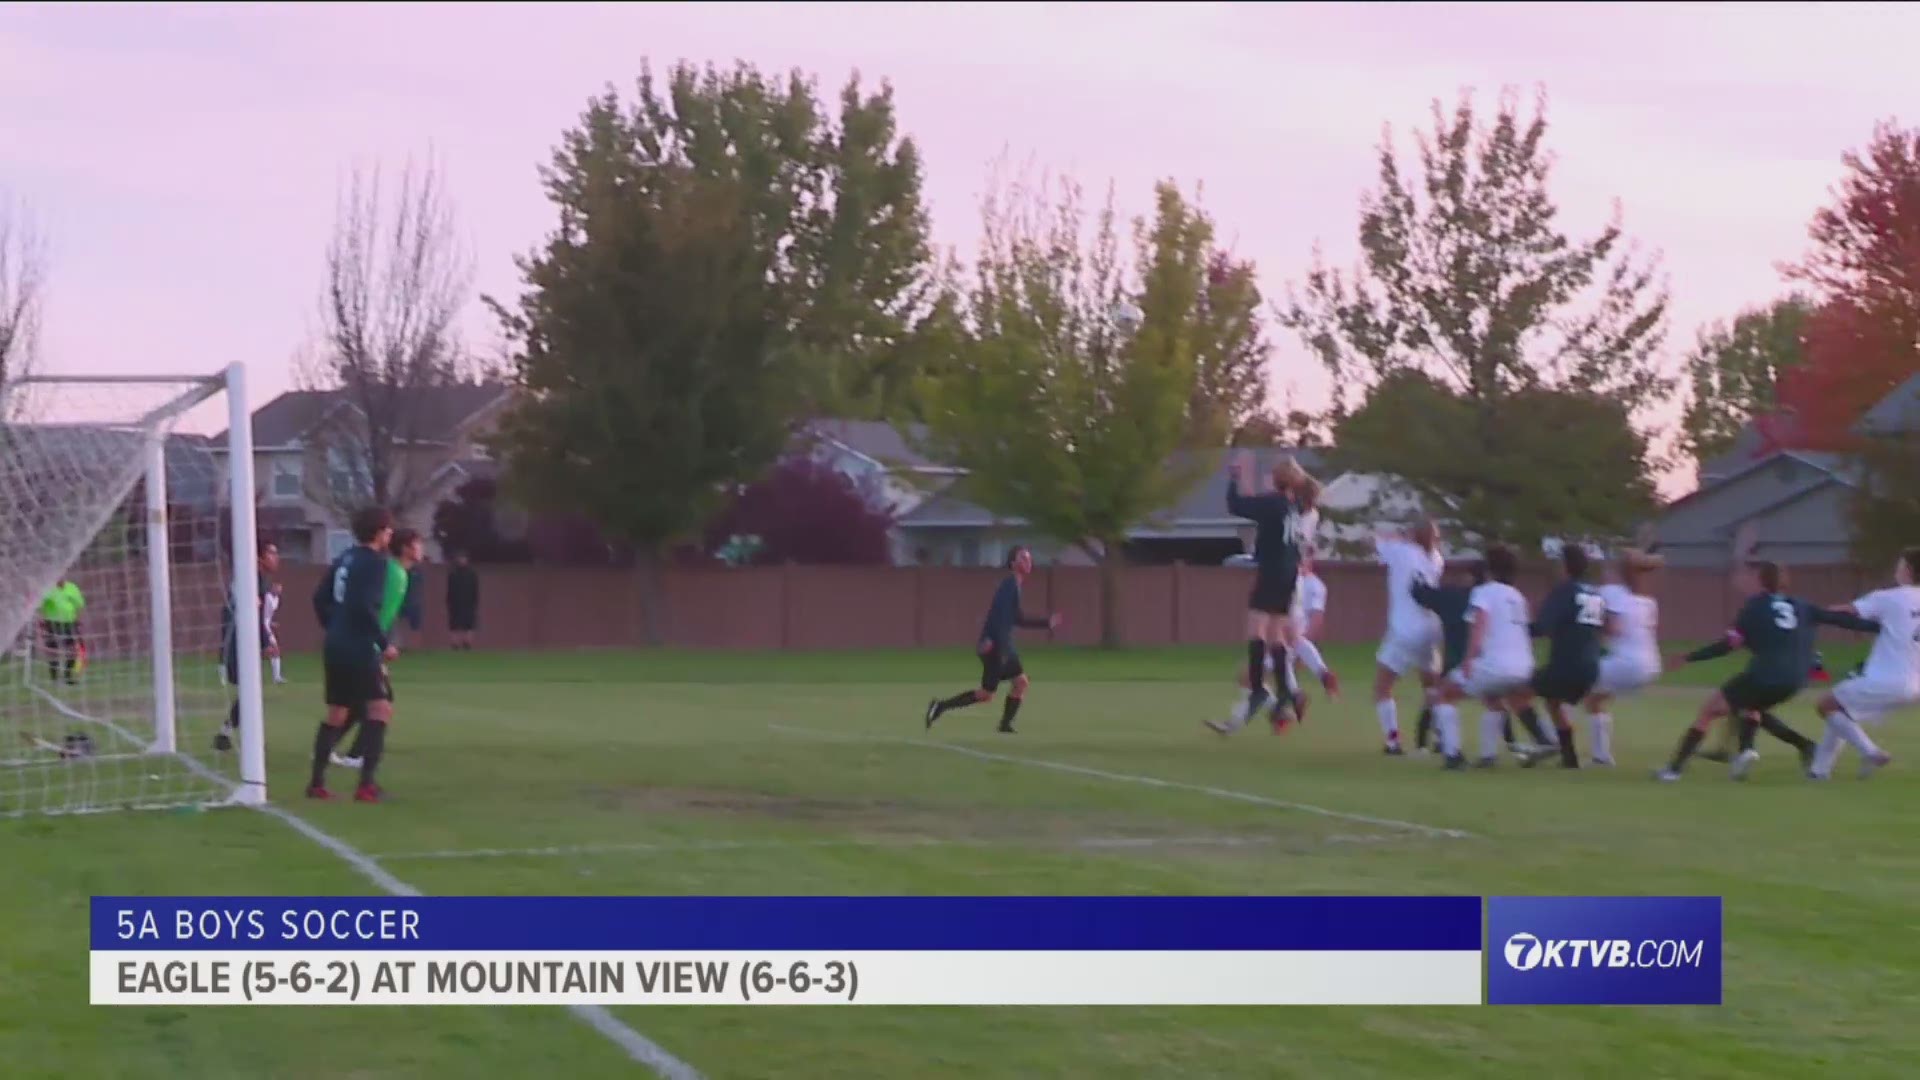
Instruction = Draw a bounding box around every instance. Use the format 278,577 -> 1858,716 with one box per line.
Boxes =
326,529 -> 354,562
327,446 -> 374,505
269,457 -> 302,500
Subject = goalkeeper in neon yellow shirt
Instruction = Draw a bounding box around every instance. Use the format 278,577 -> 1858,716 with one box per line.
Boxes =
40,577 -> 86,685
334,528 -> 424,771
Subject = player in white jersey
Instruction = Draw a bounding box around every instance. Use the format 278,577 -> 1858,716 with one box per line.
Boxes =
1807,548 -> 1920,779
1581,550 -> 1663,766
1281,556 -> 1338,720
1372,519 -> 1445,755
1428,545 -> 1534,767
263,582 -> 286,684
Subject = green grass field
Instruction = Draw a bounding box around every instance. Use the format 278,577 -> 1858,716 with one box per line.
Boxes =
3,642 -> 1916,1079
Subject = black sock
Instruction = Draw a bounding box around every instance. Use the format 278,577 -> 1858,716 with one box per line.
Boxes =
346,723 -> 370,759
225,701 -> 239,734
1415,707 -> 1434,749
1000,697 -> 1022,731
1268,643 -> 1291,696
310,723 -> 345,789
64,657 -> 76,681
1516,706 -> 1548,745
358,722 -> 388,788
1669,727 -> 1705,773
1737,716 -> 1759,753
1556,721 -> 1579,767
1246,640 -> 1268,702
936,691 -> 979,716
1502,714 -> 1515,745
1759,712 -> 1815,752
48,659 -> 59,682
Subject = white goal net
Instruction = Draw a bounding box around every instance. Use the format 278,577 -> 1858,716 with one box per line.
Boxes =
0,370 -> 266,815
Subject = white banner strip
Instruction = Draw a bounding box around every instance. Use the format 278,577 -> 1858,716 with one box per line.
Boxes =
92,950 -> 1483,1006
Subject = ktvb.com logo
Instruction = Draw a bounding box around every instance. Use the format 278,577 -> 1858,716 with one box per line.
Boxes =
1501,931 -> 1705,973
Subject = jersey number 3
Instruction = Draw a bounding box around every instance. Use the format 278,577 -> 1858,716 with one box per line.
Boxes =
1575,592 -> 1607,627
1771,599 -> 1797,630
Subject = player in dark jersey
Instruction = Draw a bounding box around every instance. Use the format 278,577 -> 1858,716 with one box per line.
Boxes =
1411,559 -> 1489,769
1516,545 -> 1608,769
306,507 -> 396,801
1212,452 -> 1308,733
924,546 -> 1060,734
1658,560 -> 1880,782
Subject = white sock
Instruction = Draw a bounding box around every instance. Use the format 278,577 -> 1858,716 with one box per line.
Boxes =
1532,711 -> 1559,746
271,655 -> 283,680
1830,710 -> 1882,756
1812,718 -> 1846,777
1284,656 -> 1300,696
1589,713 -> 1613,761
1295,637 -> 1328,678
1434,703 -> 1461,757
1376,699 -> 1400,742
1481,711 -> 1504,758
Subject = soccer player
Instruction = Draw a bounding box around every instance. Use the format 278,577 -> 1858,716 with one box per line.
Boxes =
1281,554 -> 1337,723
1210,453 -> 1309,734
306,508 -> 397,802
924,546 -> 1060,734
335,528 -> 424,770
1807,548 -> 1920,780
1516,545 -> 1608,770
1371,519 -> 1445,755
39,576 -> 85,685
265,582 -> 285,684
1582,550 -> 1665,766
447,552 -> 480,651
1415,555 -> 1516,770
214,542 -> 279,752
1658,560 -> 1879,782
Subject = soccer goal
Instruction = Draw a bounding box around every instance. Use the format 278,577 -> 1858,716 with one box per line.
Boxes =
0,366 -> 266,815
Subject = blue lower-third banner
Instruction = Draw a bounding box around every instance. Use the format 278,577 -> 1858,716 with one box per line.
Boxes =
1486,896 -> 1722,1005
91,895 -> 1484,1006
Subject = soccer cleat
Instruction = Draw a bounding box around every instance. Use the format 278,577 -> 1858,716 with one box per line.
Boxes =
1729,748 -> 1761,781
1204,717 -> 1232,736
1860,750 -> 1892,779
1442,753 -> 1466,771
924,699 -> 940,730
996,723 -> 1016,735
1319,669 -> 1341,699
1655,769 -> 1682,783
1474,755 -> 1499,769
1590,756 -> 1615,767
213,732 -> 232,753
1518,746 -> 1559,769
353,784 -> 382,803
331,754 -> 363,769
305,784 -> 333,800
1382,742 -> 1405,757
1799,744 -> 1819,775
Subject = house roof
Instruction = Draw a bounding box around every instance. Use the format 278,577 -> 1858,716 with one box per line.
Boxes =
897,446 -> 1331,531
0,426 -> 221,506
802,419 -> 944,471
1695,422 -> 1770,483
1659,448 -> 1860,520
1856,372 -> 1920,437
213,383 -> 511,449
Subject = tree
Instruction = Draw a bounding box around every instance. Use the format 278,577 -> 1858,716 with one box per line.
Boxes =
1190,253 -> 1276,442
596,62 -> 938,421
1680,297 -> 1810,464
702,456 -> 896,566
0,198 -> 45,397
489,134 -> 797,642
1279,89 -> 1669,545
918,176 -> 1228,647
306,156 -> 475,521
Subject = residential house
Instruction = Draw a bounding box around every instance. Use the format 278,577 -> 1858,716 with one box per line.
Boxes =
1652,450 -> 1862,567
212,383 -> 513,564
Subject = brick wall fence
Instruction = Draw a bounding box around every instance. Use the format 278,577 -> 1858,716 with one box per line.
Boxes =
208,561 -> 1870,654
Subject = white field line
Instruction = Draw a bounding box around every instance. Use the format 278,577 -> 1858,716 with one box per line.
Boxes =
767,723 -> 1474,840
31,690 -> 700,1079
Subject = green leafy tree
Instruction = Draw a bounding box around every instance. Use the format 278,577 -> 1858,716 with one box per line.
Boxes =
1680,297 -> 1810,465
489,154 -> 795,643
918,176 -> 1229,647
1279,89 -> 1670,546
1190,253 -> 1275,443
591,61 -> 937,421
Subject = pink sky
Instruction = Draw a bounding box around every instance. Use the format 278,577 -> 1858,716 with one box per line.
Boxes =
6,1 -> 1917,482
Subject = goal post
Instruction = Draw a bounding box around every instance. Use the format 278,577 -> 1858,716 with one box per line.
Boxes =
0,364 -> 267,814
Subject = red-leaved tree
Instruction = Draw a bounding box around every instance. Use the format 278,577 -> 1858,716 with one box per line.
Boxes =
1769,121 -> 1920,450
703,456 -> 895,566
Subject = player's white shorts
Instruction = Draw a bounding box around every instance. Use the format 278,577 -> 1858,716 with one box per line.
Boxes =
1832,675 -> 1920,727
1597,653 -> 1660,696
1449,662 -> 1530,701
1376,625 -> 1440,677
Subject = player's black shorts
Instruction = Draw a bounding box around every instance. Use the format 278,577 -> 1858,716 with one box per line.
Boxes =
1531,662 -> 1598,705
41,620 -> 77,652
449,607 -> 478,633
979,649 -> 1025,692
1721,672 -> 1799,714
323,661 -> 393,709
1247,569 -> 1298,616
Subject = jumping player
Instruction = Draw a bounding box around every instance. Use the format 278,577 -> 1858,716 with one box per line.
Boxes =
1372,520 -> 1445,755
1659,560 -> 1879,782
1807,548 -> 1920,780
1211,453 -> 1308,734
925,546 -> 1060,734
1582,550 -> 1665,766
1516,545 -> 1608,770
306,508 -> 397,801
1282,554 -> 1338,722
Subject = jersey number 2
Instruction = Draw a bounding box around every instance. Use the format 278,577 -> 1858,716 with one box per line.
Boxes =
1771,600 -> 1797,630
1576,593 -> 1607,627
